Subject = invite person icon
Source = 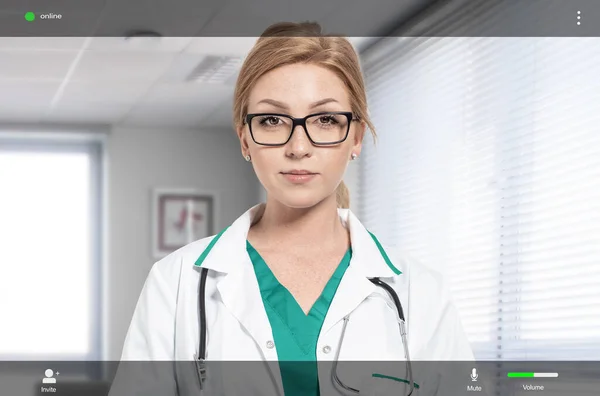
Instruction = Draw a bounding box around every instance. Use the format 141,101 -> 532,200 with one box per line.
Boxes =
42,369 -> 57,384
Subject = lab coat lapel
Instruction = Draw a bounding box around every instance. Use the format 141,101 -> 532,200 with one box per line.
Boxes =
216,258 -> 274,359
320,264 -> 378,336
195,204 -> 276,358
216,268 -> 286,396
321,208 -> 401,335
194,204 -> 285,395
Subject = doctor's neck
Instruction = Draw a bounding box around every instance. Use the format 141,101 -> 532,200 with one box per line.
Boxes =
248,195 -> 350,250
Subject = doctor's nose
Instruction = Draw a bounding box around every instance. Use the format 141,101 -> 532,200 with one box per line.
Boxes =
285,124 -> 313,159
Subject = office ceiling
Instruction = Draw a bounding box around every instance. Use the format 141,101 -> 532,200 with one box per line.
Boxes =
0,0 -> 432,129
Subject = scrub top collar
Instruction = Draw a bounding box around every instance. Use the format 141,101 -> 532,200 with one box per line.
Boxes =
194,203 -> 401,278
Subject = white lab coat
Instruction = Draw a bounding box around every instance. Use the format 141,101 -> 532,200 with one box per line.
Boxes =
109,204 -> 476,396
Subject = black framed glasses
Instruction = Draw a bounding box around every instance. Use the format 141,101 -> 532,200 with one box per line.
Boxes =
244,111 -> 359,146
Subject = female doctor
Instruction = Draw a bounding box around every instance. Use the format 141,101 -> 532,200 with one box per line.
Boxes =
110,21 -> 475,396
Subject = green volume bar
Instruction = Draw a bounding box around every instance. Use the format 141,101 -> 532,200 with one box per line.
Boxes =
507,372 -> 558,378
508,372 -> 534,378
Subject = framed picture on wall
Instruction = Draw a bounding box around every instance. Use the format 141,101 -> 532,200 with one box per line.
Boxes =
152,189 -> 217,259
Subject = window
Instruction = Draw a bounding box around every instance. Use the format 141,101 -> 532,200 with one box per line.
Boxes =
358,4 -> 600,360
0,135 -> 103,360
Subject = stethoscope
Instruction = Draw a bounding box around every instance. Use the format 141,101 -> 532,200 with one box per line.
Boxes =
194,268 -> 414,396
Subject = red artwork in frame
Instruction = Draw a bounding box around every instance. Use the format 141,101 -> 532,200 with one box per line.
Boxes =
153,189 -> 215,258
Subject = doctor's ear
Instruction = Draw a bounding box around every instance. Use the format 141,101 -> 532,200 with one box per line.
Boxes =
354,120 -> 366,144
351,121 -> 366,156
236,125 -> 251,153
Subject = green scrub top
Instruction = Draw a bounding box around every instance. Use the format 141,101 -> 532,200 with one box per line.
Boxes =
246,240 -> 352,396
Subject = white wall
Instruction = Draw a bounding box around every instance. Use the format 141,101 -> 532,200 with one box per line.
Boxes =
345,159 -> 361,215
105,125 -> 260,360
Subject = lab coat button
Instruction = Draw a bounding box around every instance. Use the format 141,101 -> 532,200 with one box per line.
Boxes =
266,340 -> 275,349
322,345 -> 332,354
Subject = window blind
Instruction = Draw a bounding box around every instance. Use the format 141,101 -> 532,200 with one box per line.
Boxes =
358,1 -> 600,360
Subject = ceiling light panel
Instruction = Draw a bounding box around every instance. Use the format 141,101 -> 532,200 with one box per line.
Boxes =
186,55 -> 242,84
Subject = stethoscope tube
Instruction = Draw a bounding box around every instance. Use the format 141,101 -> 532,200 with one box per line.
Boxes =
198,268 -> 209,359
331,316 -> 358,393
368,277 -> 414,396
369,278 -> 406,322
331,278 -> 414,396
194,268 -> 209,389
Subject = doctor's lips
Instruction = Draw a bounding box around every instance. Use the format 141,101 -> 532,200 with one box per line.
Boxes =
282,169 -> 318,175
280,169 -> 319,183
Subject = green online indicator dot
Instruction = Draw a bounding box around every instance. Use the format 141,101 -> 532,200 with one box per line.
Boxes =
25,12 -> 35,22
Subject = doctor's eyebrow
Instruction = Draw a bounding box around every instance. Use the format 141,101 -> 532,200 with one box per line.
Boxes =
255,98 -> 340,111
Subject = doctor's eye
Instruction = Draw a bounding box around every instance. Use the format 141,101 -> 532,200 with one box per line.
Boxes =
257,116 -> 285,127
315,114 -> 341,126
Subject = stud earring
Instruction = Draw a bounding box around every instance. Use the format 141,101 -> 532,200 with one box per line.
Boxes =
245,154 -> 251,162
351,153 -> 358,160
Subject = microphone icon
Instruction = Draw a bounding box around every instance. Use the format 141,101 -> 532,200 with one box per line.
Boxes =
471,368 -> 479,381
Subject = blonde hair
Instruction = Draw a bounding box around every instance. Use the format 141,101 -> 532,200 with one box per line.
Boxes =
232,21 -> 376,208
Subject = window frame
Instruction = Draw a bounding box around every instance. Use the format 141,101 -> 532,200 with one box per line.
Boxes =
0,135 -> 104,361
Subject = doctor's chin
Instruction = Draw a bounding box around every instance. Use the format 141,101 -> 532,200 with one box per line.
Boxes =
2,3 -> 600,396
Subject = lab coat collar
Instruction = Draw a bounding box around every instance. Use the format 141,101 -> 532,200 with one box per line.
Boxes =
194,203 -> 401,279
